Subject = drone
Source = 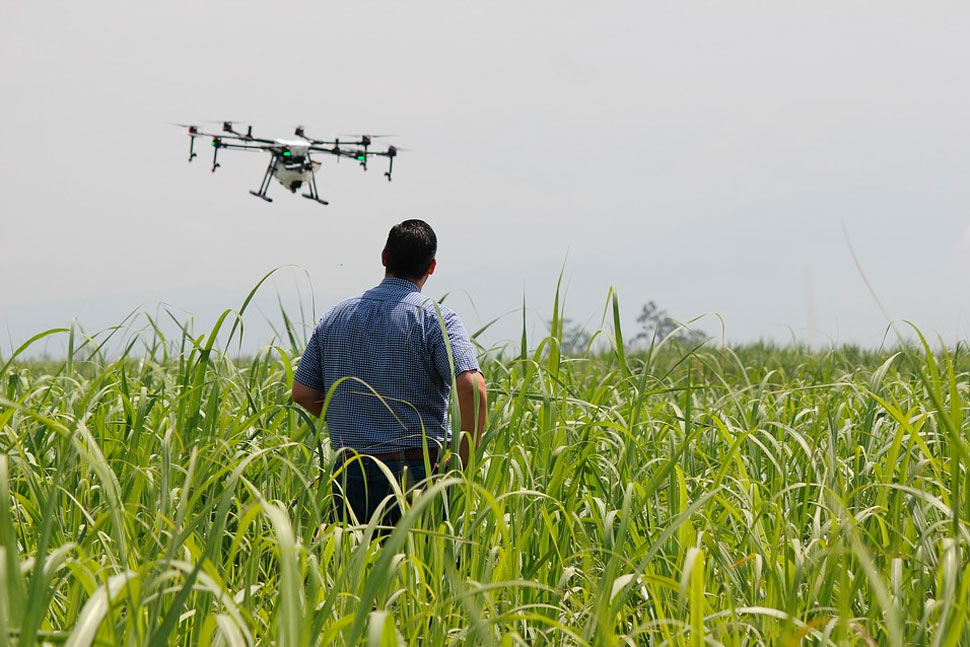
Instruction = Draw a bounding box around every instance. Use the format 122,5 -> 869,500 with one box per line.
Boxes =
176,121 -> 398,205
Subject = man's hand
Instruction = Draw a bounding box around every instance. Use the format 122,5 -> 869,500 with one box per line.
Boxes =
292,380 -> 325,418
455,370 -> 487,468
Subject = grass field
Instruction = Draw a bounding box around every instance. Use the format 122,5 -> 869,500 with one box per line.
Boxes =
0,289 -> 968,646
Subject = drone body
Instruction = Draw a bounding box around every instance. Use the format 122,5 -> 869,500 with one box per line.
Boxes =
261,141 -> 321,194
177,122 -> 397,205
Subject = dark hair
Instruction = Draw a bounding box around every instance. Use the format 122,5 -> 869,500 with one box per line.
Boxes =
384,219 -> 437,280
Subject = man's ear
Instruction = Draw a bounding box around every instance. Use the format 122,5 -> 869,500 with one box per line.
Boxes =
381,248 -> 388,267
427,258 -> 437,276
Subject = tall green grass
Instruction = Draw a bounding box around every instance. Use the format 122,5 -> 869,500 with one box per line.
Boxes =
0,289 -> 967,646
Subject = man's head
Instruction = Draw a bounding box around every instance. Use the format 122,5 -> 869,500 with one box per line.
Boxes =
382,219 -> 437,284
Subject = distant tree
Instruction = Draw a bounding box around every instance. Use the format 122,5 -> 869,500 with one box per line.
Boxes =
635,301 -> 706,346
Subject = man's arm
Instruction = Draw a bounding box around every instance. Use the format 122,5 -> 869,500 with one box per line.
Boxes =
292,380 -> 326,418
293,325 -> 326,417
455,369 -> 487,467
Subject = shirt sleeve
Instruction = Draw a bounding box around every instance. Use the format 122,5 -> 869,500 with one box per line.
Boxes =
294,325 -> 326,391
429,306 -> 480,381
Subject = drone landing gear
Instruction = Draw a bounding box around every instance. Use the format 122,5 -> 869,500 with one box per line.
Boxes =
250,156 -> 279,203
302,166 -> 329,205
384,154 -> 394,181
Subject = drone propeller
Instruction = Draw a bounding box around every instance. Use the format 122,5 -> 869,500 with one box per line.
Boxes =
200,119 -> 251,125
197,120 -> 253,137
295,126 -> 343,146
340,134 -> 395,148
221,121 -> 242,136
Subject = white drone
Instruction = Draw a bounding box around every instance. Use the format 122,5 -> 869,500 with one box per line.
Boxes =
176,121 -> 398,205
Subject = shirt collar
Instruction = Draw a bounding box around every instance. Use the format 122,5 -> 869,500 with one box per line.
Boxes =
379,276 -> 420,292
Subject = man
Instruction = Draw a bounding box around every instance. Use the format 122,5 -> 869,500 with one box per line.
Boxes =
291,219 -> 487,528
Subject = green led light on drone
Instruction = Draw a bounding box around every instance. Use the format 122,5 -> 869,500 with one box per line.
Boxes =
357,155 -> 366,161
283,151 -> 292,157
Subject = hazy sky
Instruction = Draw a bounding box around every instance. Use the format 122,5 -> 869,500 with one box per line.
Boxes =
2,1 -> 968,355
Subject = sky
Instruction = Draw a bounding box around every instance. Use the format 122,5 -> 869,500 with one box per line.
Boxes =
1,1 -> 968,357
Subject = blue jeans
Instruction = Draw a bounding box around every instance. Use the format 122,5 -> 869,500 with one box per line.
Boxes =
331,454 -> 436,532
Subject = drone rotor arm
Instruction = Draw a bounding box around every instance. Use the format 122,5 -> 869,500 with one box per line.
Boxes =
218,142 -> 277,152
186,129 -> 273,144
306,145 -> 359,157
242,136 -> 278,145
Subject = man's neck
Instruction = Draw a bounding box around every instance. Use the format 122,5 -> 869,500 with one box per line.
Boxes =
385,273 -> 426,291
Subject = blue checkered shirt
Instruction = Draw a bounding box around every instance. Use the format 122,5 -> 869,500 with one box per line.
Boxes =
294,277 -> 480,453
